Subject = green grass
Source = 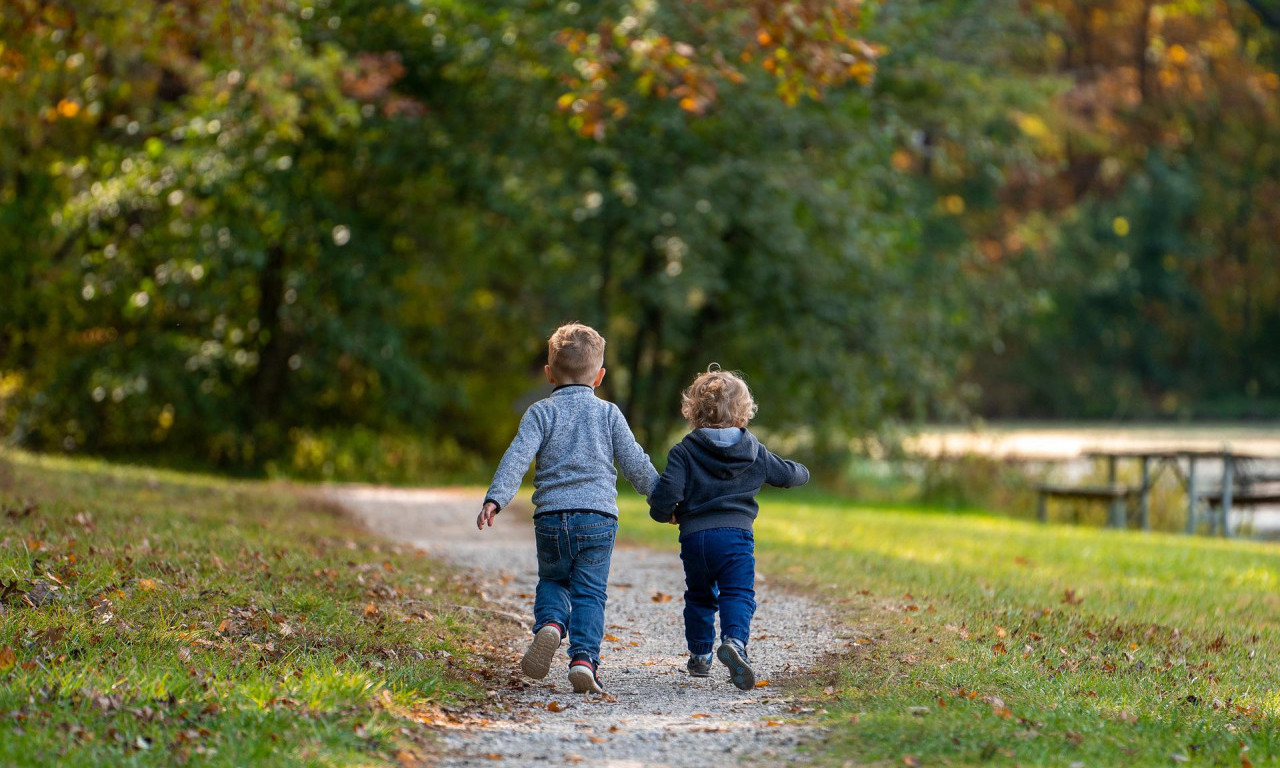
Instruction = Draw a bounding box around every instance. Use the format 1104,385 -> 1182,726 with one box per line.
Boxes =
0,451 -> 487,767
618,489 -> 1280,767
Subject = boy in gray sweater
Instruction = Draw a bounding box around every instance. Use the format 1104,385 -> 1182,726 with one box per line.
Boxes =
477,323 -> 658,693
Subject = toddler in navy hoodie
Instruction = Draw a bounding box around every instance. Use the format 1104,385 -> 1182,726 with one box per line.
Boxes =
648,367 -> 809,689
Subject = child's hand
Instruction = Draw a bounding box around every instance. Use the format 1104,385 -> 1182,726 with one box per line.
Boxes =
477,501 -> 500,530
667,514 -> 677,525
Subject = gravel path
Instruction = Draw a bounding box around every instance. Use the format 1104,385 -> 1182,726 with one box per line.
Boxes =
331,486 -> 832,768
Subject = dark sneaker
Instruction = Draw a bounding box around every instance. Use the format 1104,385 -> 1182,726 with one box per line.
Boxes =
520,623 -> 563,680
687,653 -> 713,678
717,639 -> 756,691
568,655 -> 603,694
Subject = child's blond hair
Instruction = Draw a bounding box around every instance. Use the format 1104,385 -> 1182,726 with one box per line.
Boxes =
547,323 -> 606,383
680,366 -> 757,430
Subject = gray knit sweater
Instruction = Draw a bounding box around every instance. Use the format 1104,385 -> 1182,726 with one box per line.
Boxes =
484,385 -> 659,517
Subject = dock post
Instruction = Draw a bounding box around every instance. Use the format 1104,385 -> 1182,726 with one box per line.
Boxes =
1185,456 -> 1198,535
1107,455 -> 1124,528
1220,453 -> 1234,539
1139,456 -> 1151,531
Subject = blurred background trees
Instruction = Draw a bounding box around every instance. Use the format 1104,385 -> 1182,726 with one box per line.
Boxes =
1,0 -> 1277,480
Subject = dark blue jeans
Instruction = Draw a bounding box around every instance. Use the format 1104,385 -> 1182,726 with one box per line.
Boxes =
680,527 -> 757,655
532,512 -> 616,666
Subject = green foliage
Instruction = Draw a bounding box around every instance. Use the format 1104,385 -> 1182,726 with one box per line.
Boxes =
4,0 -> 1278,477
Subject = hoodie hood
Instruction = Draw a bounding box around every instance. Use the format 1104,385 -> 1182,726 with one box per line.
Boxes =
685,428 -> 759,480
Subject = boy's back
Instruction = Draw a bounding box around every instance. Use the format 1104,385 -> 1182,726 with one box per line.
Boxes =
484,384 -> 656,517
649,426 -> 807,537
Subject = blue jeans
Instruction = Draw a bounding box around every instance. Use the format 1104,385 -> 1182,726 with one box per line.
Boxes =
680,527 -> 757,655
532,512 -> 617,666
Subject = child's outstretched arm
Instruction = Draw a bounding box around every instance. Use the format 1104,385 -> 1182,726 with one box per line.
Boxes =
478,408 -> 543,529
763,448 -> 810,488
648,446 -> 688,524
609,404 -> 659,496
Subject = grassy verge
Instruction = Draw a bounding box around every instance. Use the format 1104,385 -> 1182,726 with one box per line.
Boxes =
618,489 -> 1280,767
0,451 -> 488,767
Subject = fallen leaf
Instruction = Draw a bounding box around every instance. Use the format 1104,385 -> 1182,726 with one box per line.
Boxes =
396,750 -> 417,767
903,755 -> 921,767
138,578 -> 157,591
995,626 -> 1007,638
1062,589 -> 1083,605
604,634 -> 621,642
650,592 -> 673,603
364,602 -> 380,618
0,645 -> 15,671
588,736 -> 607,744
754,680 -> 771,688
691,713 -> 710,718
547,701 -> 566,712
1243,754 -> 1255,768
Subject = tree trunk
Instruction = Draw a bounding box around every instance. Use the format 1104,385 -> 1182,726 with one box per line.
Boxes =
249,245 -> 291,426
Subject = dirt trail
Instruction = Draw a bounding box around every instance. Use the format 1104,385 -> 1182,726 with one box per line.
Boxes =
331,486 -> 833,768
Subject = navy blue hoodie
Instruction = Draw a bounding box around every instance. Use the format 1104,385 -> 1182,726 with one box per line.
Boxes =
648,428 -> 809,538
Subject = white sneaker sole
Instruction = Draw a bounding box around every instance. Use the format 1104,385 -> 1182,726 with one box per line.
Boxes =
520,626 -> 561,680
568,664 -> 602,693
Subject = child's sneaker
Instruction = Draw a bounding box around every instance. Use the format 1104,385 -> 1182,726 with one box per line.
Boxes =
520,622 -> 563,680
568,654 -> 603,693
716,638 -> 756,691
686,653 -> 713,678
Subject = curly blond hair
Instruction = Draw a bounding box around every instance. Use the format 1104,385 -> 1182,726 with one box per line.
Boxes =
547,323 -> 606,383
680,366 -> 757,429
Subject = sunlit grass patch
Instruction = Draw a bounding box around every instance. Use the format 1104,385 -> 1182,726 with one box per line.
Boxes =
0,450 -> 485,767
618,490 -> 1280,766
